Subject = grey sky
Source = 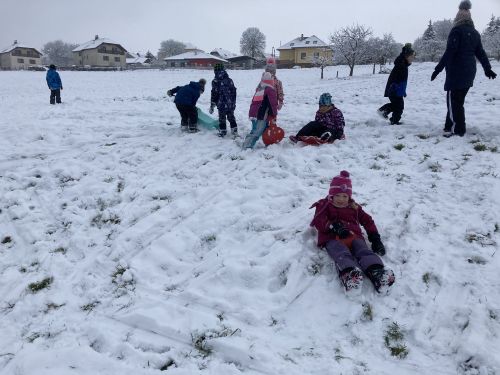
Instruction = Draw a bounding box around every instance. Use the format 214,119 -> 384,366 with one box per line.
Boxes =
1,0 -> 499,55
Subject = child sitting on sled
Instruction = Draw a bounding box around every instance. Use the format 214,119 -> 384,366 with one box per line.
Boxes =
310,171 -> 395,293
290,93 -> 345,144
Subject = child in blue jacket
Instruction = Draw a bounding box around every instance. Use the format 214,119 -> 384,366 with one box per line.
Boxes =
378,44 -> 415,125
46,64 -> 63,104
167,79 -> 206,133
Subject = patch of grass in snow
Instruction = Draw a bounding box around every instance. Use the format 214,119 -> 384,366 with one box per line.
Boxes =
152,195 -> 173,203
201,234 -> 217,243
419,153 -> 431,164
191,326 -> 239,357
422,272 -> 441,287
307,261 -> 323,276
429,162 -> 442,173
393,143 -> 405,151
384,322 -> 409,359
50,247 -> 67,254
467,256 -> 487,265
1,236 -> 12,244
334,347 -> 347,362
81,301 -> 101,313
416,134 -> 430,140
361,302 -> 373,321
466,232 -> 496,246
473,143 -> 488,152
159,359 -> 176,371
229,154 -> 244,161
370,163 -> 383,170
489,145 -> 498,153
495,223 -> 500,233
28,277 -> 53,293
489,309 -> 498,320
375,153 -> 388,160
91,212 -> 121,228
44,302 -> 65,313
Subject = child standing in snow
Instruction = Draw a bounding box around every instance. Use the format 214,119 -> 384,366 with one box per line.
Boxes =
378,43 -> 415,125
290,93 -> 345,143
242,72 -> 278,149
310,171 -> 395,293
46,64 -> 63,105
265,57 -> 284,111
167,78 -> 206,133
209,63 -> 238,137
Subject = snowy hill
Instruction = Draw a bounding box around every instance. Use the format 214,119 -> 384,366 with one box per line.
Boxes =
0,63 -> 499,375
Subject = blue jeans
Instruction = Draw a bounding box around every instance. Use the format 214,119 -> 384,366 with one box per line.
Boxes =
242,119 -> 268,149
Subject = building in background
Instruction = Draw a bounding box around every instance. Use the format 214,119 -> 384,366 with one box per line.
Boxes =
277,35 -> 332,68
72,35 -> 127,68
0,40 -> 42,70
210,48 -> 256,69
164,50 -> 227,68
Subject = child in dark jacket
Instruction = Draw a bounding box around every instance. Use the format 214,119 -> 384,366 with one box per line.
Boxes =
290,93 -> 345,143
310,171 -> 395,294
242,72 -> 278,149
378,43 -> 415,125
167,79 -> 206,133
209,64 -> 238,137
46,64 -> 63,105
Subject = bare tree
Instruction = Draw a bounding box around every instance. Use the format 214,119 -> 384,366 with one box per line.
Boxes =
240,27 -> 266,59
158,39 -> 186,60
42,40 -> 78,67
483,15 -> 500,61
366,34 -> 401,73
330,24 -> 372,76
312,47 -> 334,79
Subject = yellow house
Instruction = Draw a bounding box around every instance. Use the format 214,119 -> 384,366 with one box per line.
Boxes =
72,35 -> 127,68
0,40 -> 42,70
278,35 -> 333,67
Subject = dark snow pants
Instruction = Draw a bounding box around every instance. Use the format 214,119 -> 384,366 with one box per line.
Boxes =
325,238 -> 383,273
176,104 -> 198,131
50,89 -> 61,104
379,96 -> 404,124
444,88 -> 470,136
296,121 -> 343,140
218,110 -> 237,131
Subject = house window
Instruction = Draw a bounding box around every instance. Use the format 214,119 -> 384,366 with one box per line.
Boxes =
305,41 -> 310,44
114,57 -> 120,62
313,41 -> 317,44
314,52 -> 320,59
17,58 -> 24,63
29,59 -> 36,64
300,52 -> 307,60
103,55 -> 109,61
290,43 -> 294,46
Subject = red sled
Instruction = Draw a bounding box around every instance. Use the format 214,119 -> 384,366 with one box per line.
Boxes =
290,134 -> 346,146
262,123 -> 285,146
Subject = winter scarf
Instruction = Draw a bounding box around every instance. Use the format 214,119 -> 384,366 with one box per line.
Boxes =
252,72 -> 274,104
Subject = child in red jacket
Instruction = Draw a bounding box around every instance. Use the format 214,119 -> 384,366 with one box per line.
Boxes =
310,170 -> 395,293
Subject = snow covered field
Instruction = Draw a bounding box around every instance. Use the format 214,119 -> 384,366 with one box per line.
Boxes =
1,62 -> 499,375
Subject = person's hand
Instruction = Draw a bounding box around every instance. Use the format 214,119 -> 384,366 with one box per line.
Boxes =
167,90 -> 173,97
329,222 -> 350,239
61,86 -> 63,90
485,69 -> 497,79
209,103 -> 215,114
431,70 -> 439,81
368,232 -> 386,256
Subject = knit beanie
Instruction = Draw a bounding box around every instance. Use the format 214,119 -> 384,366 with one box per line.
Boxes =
401,43 -> 415,57
265,57 -> 277,74
329,170 -> 352,198
319,93 -> 332,106
455,0 -> 472,25
199,78 -> 207,86
213,63 -> 225,72
261,71 -> 274,85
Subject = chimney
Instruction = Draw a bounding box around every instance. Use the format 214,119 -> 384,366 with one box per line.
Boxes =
14,40 -> 18,44
94,35 -> 99,40
300,34 -> 304,40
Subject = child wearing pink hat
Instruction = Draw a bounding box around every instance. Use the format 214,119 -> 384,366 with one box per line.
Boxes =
310,171 -> 395,294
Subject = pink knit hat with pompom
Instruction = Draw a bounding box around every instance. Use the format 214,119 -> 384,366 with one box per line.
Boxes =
329,170 -> 352,198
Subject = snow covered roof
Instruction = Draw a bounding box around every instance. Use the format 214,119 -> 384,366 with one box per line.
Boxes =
210,48 -> 238,59
164,51 -> 228,62
126,56 -> 149,64
0,41 -> 42,55
73,37 -> 126,52
278,35 -> 328,50
183,43 -> 199,50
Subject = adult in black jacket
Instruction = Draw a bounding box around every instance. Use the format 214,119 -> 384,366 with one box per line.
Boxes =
431,0 -> 496,137
378,43 -> 415,125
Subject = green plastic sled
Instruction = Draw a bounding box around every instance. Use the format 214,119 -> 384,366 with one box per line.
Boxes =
197,107 -> 219,129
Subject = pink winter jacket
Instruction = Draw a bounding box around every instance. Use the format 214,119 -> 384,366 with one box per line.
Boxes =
248,86 -> 278,120
310,198 -> 378,247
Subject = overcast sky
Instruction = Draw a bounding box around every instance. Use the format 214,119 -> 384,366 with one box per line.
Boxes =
1,0 -> 499,55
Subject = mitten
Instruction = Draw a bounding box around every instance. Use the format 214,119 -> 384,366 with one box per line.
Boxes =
368,232 -> 386,256
329,222 -> 350,239
167,90 -> 173,97
209,103 -> 215,114
485,69 -> 497,79
431,70 -> 439,81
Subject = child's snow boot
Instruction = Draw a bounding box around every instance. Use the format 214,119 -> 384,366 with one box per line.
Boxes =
231,128 -> 239,138
377,108 -> 389,119
339,267 -> 363,293
188,123 -> 199,133
289,135 -> 298,143
218,129 -> 227,137
366,266 -> 395,294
